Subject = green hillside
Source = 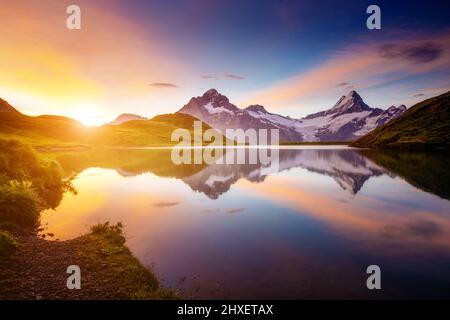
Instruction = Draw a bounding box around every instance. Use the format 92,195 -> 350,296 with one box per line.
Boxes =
0,112 -> 89,147
351,91 -> 450,149
0,106 -> 224,148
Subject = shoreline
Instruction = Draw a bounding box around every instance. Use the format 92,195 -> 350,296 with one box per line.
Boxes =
0,223 -> 178,300
39,144 -> 355,153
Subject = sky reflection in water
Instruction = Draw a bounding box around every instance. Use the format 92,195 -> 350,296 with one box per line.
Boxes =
41,148 -> 450,299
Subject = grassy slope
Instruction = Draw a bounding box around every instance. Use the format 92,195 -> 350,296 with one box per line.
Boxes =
351,91 -> 450,149
0,111 -> 223,148
78,223 -> 178,299
0,113 -> 88,147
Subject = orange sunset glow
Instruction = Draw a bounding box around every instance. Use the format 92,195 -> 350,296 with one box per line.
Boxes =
1,0 -> 450,303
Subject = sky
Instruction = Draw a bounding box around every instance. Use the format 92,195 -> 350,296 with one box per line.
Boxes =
1,0 -> 450,125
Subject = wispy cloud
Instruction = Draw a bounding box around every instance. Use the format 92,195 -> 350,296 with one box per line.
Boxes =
413,93 -> 425,97
201,75 -> 218,80
203,207 -> 246,213
379,42 -> 444,63
337,82 -> 355,90
200,74 -> 246,81
227,208 -> 246,214
149,82 -> 178,88
225,74 -> 245,80
152,201 -> 180,207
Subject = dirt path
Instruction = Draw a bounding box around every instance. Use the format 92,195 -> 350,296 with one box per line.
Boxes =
0,233 -> 176,300
1,236 -> 117,299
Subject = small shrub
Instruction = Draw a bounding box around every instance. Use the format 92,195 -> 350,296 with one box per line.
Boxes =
0,180 -> 41,230
0,221 -> 24,234
0,230 -> 19,257
0,138 -> 68,210
90,221 -> 125,246
0,138 -> 77,233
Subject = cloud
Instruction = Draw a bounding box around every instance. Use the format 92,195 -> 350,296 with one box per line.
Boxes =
226,208 -> 246,214
237,175 -> 450,250
149,82 -> 178,88
152,201 -> 180,207
413,93 -> 425,97
201,75 -> 218,80
407,219 -> 442,239
379,42 -> 444,63
240,31 -> 450,110
225,74 -> 245,80
382,219 -> 442,240
200,74 -> 246,81
203,207 -> 246,213
337,82 -> 355,90
0,0 -> 191,122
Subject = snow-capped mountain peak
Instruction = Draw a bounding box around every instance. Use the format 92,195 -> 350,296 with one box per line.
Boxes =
203,88 -> 222,97
202,89 -> 235,109
177,89 -> 406,142
373,105 -> 407,127
245,104 -> 268,113
179,88 -> 239,119
386,105 -> 407,114
328,90 -> 371,115
178,89 -> 303,141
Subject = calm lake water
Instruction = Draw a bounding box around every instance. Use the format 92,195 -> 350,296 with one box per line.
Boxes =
41,147 -> 450,299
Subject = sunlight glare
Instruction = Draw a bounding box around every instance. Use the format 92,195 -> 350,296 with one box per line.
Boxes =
69,104 -> 105,126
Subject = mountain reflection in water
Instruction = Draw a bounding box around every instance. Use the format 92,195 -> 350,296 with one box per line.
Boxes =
181,149 -> 391,199
42,147 -> 450,299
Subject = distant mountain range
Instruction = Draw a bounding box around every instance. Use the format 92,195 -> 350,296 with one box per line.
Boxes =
3,89 -> 449,148
0,89 -> 407,144
107,113 -> 148,125
352,91 -> 450,149
177,89 -> 406,142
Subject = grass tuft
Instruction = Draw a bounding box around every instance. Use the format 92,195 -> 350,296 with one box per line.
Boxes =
90,221 -> 125,246
0,230 -> 19,257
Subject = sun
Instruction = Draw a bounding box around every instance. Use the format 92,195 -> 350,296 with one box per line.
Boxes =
69,105 -> 105,127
